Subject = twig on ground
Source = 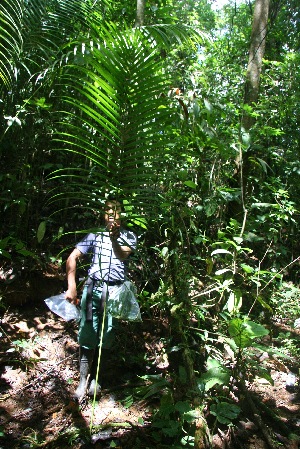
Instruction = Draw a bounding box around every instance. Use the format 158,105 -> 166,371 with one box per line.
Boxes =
0,353 -> 76,402
240,382 -> 281,449
251,393 -> 292,438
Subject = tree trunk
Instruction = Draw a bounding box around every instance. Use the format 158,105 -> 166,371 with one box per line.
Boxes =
242,0 -> 270,131
135,0 -> 145,27
231,0 -> 270,219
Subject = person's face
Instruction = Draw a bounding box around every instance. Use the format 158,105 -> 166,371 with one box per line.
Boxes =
104,201 -> 122,228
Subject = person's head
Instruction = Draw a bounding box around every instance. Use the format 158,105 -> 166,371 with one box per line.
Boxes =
104,199 -> 122,229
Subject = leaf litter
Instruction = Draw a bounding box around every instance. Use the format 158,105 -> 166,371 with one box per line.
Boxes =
0,291 -> 300,448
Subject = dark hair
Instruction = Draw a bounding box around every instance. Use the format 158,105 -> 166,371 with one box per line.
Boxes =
105,195 -> 124,210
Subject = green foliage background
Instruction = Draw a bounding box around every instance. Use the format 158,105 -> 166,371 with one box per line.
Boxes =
1,0 -> 300,446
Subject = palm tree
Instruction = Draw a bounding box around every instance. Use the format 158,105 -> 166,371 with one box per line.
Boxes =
50,23 -> 173,217
1,0 -> 204,221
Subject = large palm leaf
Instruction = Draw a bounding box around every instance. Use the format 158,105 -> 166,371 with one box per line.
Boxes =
0,0 -> 108,93
0,0 -> 23,88
49,23 -> 188,218
0,0 -> 205,224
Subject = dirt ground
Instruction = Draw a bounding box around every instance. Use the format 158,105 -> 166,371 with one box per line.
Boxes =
0,301 -> 156,449
0,278 -> 300,449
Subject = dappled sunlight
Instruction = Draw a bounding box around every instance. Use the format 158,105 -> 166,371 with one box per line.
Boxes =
0,302 -> 155,448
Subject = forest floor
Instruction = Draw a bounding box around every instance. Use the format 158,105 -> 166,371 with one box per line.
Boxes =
0,270 -> 300,449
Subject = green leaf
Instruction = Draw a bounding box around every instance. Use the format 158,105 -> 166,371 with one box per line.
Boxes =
158,392 -> 175,418
122,395 -> 134,409
49,22 -> 184,210
182,409 -> 201,423
242,320 -> 269,339
228,318 -> 251,348
256,157 -> 271,174
255,369 -> 274,386
174,401 -> 191,414
200,358 -> 230,391
37,221 -> 47,243
227,291 -> 242,314
127,215 -> 148,229
241,263 -> 254,274
210,402 -> 240,425
228,318 -> 269,349
153,419 -> 181,437
184,180 -> 197,189
57,227 -> 64,240
256,296 -> 273,312
178,365 -> 187,384
137,377 -> 170,399
204,98 -> 213,113
0,249 -> 11,259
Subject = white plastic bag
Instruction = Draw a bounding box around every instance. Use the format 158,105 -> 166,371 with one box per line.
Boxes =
294,318 -> 300,328
45,293 -> 80,321
107,281 -> 142,322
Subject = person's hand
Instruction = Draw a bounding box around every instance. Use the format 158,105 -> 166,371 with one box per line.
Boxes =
109,222 -> 121,241
65,288 -> 79,305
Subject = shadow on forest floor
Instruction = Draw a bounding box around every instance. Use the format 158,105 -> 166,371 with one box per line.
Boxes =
0,296 -> 160,449
0,274 -> 300,449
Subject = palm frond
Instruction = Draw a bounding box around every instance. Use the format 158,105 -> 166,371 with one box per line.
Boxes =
0,0 -> 23,88
141,23 -> 209,49
0,0 -> 109,91
0,0 -> 203,221
53,25 -> 174,210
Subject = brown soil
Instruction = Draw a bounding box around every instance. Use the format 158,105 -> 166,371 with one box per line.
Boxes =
0,274 -> 300,449
0,301 -> 156,449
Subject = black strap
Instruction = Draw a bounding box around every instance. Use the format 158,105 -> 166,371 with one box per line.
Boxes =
86,278 -> 94,321
85,278 -> 123,321
100,282 -> 108,315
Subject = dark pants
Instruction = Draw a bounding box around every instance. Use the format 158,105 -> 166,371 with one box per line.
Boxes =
78,284 -> 116,349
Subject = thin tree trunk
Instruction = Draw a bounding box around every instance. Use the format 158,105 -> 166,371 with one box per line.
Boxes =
242,0 -> 270,131
231,0 -> 270,219
135,0 -> 145,27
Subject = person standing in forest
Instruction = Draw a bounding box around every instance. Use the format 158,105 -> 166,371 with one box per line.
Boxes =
65,198 -> 137,400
